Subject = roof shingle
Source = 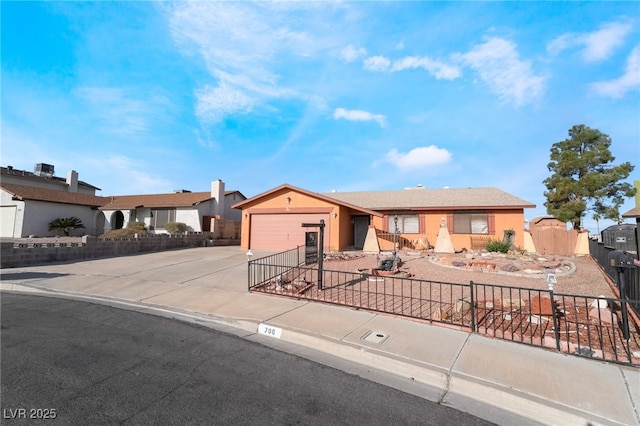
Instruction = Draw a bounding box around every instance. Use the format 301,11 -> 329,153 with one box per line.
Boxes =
1,183 -> 108,207
321,187 -> 535,210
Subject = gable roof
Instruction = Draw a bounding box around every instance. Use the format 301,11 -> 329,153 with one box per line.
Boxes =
321,187 -> 535,210
100,192 -> 215,209
100,190 -> 244,210
1,183 -> 107,207
232,183 -> 383,217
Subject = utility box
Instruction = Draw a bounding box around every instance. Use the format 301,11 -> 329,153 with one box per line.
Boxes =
608,250 -> 634,269
602,224 -> 637,253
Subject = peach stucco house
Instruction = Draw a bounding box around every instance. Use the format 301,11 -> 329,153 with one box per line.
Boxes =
233,184 -> 535,252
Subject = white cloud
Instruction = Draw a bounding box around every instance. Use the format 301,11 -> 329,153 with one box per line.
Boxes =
86,154 -> 173,195
167,2 -> 339,125
333,108 -> 386,127
590,46 -> 640,98
195,83 -> 255,124
384,146 -> 452,171
455,37 -> 545,106
341,44 -> 367,63
76,87 -> 168,137
364,54 -> 461,80
363,55 -> 391,71
391,56 -> 461,80
547,21 -> 633,62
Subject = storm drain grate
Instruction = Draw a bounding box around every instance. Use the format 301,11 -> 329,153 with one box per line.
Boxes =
361,330 -> 389,344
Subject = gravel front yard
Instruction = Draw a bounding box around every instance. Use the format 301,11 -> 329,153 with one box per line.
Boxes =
323,251 -> 617,297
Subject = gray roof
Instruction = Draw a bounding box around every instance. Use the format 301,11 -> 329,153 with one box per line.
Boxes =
321,187 -> 535,210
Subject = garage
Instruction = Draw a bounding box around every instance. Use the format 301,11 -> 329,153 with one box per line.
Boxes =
0,206 -> 17,237
249,213 -> 330,250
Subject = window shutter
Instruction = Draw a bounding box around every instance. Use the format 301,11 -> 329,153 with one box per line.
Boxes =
383,216 -> 389,232
447,214 -> 454,233
419,214 -> 425,233
488,213 -> 495,235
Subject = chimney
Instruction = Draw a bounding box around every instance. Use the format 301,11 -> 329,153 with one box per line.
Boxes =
67,170 -> 78,193
211,179 -> 225,217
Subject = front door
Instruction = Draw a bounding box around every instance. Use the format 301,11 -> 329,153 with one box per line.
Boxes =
353,216 -> 370,249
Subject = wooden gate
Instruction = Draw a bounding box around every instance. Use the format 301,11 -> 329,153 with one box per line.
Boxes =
529,216 -> 577,255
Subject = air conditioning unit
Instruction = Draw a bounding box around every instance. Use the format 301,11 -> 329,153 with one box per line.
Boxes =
34,163 -> 55,177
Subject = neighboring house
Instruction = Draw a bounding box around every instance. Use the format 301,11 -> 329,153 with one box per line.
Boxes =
0,164 -> 106,237
101,180 -> 246,236
0,164 -> 244,238
233,183 -> 535,252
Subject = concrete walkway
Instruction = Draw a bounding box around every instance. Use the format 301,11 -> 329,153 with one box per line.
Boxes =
1,246 -> 638,426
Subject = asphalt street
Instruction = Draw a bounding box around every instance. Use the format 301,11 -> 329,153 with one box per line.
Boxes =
1,293 -> 495,425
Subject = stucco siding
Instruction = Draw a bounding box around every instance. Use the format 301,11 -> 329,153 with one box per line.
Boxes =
21,200 -> 99,237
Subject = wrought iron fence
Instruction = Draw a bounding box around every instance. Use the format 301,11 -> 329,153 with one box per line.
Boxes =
472,282 -> 639,365
589,239 -> 640,315
248,250 -> 640,366
248,246 -> 305,290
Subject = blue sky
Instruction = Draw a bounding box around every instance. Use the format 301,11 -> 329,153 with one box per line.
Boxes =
2,1 -> 638,233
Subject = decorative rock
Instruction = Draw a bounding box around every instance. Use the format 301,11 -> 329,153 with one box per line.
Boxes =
438,257 -> 452,265
531,295 -> 554,316
500,263 -> 520,273
455,297 -> 472,313
502,298 -> 524,310
529,315 -> 549,325
485,301 -> 494,309
588,307 -> 618,324
590,297 -> 609,309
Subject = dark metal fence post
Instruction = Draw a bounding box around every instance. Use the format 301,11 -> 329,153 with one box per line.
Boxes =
318,221 -> 324,290
469,280 -> 476,332
618,269 -> 630,341
247,260 -> 251,292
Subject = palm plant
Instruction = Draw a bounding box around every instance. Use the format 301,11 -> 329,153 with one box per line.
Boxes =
48,216 -> 85,236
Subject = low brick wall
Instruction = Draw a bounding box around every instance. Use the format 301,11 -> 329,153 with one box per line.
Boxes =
1,233 -> 239,268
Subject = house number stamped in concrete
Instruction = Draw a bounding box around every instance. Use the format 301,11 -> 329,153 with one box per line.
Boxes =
258,323 -> 282,339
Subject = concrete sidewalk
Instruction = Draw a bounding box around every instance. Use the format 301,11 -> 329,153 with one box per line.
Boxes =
1,246 -> 638,425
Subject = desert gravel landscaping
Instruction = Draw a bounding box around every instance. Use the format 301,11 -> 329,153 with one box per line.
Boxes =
323,251 -> 617,297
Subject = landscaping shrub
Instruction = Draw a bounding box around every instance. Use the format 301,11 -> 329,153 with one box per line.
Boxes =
99,228 -> 141,239
485,238 -> 510,253
48,216 -> 85,236
164,222 -> 187,235
127,221 -> 147,231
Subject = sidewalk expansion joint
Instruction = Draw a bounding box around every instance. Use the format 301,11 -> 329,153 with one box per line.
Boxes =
438,332 -> 471,405
620,367 -> 640,424
262,301 -> 311,323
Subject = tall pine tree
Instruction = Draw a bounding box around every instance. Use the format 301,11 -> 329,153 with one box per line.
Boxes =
543,124 -> 635,230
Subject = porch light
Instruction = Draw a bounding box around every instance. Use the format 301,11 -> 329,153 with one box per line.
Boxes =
246,250 -> 253,262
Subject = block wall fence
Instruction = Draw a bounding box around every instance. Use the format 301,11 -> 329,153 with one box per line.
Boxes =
1,233 -> 239,268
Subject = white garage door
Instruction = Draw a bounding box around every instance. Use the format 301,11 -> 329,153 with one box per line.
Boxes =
0,206 -> 17,237
250,213 -> 330,250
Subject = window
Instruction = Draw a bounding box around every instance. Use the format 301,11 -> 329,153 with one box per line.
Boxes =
150,208 -> 176,229
387,214 -> 419,234
453,212 -> 488,234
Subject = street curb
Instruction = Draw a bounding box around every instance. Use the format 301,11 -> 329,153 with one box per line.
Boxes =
1,283 -> 636,426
